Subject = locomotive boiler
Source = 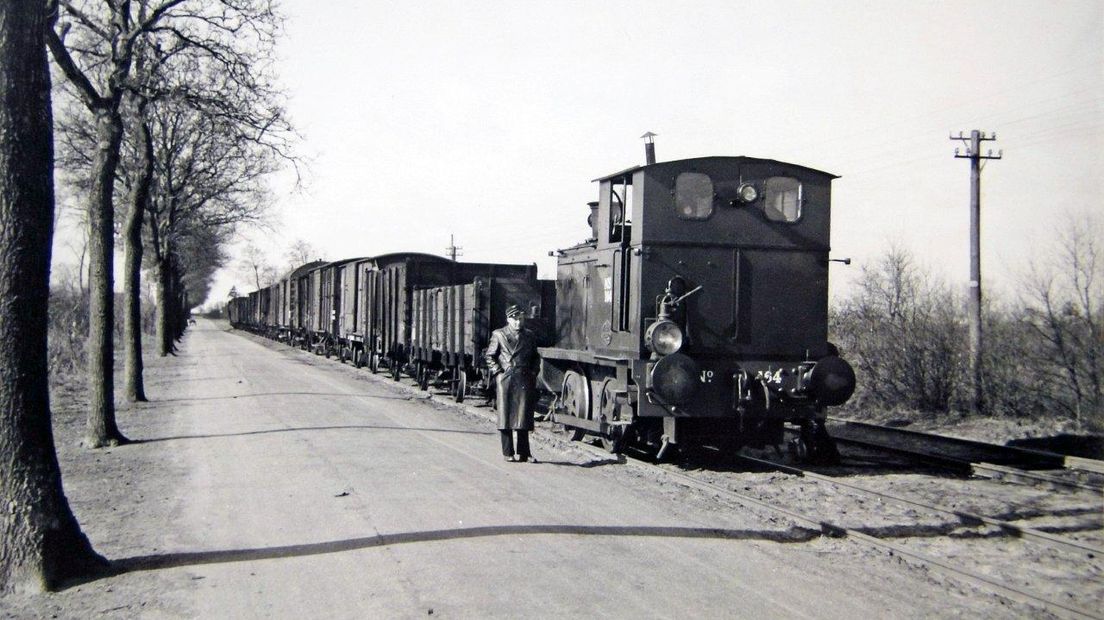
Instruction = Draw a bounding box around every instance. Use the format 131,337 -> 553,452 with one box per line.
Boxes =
538,156 -> 855,461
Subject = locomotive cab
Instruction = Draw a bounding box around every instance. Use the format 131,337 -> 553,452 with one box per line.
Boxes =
541,156 -> 855,460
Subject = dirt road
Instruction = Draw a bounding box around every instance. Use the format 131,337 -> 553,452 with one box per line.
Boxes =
2,320 -> 1026,618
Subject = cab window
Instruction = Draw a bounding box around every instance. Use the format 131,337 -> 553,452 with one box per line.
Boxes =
608,178 -> 632,243
764,176 -> 802,222
675,172 -> 713,220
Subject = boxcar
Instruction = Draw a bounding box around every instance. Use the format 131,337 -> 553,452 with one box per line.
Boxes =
247,289 -> 262,332
227,295 -> 247,328
283,260 -> 325,345
334,257 -> 374,366
360,253 -> 540,380
409,274 -> 555,401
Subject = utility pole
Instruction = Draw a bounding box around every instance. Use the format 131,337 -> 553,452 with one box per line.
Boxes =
445,234 -> 463,261
951,130 -> 1002,415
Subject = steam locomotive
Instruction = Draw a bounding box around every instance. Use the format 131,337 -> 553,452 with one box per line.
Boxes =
228,152 -> 855,462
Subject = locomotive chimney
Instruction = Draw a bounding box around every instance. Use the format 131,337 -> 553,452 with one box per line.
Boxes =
641,131 -> 657,165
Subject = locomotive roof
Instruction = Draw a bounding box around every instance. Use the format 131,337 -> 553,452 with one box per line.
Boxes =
593,156 -> 838,182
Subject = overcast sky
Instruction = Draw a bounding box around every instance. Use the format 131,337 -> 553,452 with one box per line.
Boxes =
56,0 -> 1104,306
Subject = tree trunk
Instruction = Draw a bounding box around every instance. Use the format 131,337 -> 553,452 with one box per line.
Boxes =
0,1 -> 107,592
122,120 -> 152,402
84,108 -> 128,447
156,256 -> 174,356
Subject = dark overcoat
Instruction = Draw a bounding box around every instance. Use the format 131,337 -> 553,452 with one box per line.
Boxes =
485,324 -> 539,431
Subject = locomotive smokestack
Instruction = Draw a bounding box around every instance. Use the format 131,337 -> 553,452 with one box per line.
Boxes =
641,131 -> 657,165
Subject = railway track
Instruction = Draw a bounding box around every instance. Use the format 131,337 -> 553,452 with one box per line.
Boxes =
411,371 -> 1102,617
623,445 -> 1103,620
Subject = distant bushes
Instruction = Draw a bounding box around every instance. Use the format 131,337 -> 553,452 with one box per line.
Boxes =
831,219 -> 1102,434
47,276 -> 159,383
46,283 -> 89,380
830,247 -> 965,414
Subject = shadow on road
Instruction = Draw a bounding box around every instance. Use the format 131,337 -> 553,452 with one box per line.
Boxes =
110,523 -> 820,576
132,424 -> 493,444
145,391 -> 418,405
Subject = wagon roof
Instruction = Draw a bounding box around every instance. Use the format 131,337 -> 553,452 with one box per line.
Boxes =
328,256 -> 370,268
593,156 -> 838,182
285,260 -> 327,279
369,252 -> 453,266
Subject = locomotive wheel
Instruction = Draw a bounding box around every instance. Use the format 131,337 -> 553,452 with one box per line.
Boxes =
453,370 -> 466,403
560,370 -> 589,442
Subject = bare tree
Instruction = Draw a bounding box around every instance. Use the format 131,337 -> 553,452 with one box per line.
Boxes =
285,238 -> 321,270
145,93 -> 284,355
0,0 -> 105,592
240,243 -> 276,290
1021,214 -> 1103,432
121,102 -> 154,401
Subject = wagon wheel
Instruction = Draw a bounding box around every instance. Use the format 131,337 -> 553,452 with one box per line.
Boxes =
559,370 -> 589,442
453,369 -> 467,403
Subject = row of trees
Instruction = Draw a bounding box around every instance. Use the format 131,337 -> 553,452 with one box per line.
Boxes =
831,216 -> 1102,434
49,0 -> 296,446
0,0 -> 297,594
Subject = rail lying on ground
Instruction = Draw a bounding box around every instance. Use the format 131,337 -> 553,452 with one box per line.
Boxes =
826,418 -> 1104,492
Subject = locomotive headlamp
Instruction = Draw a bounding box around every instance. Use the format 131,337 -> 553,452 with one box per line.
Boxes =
735,183 -> 759,204
645,319 -> 684,355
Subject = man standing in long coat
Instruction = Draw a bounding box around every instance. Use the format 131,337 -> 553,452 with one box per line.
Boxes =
485,304 -> 539,462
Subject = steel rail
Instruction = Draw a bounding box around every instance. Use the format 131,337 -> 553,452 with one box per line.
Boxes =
1067,456 -> 1104,475
971,461 -> 1103,493
730,453 -> 1104,556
